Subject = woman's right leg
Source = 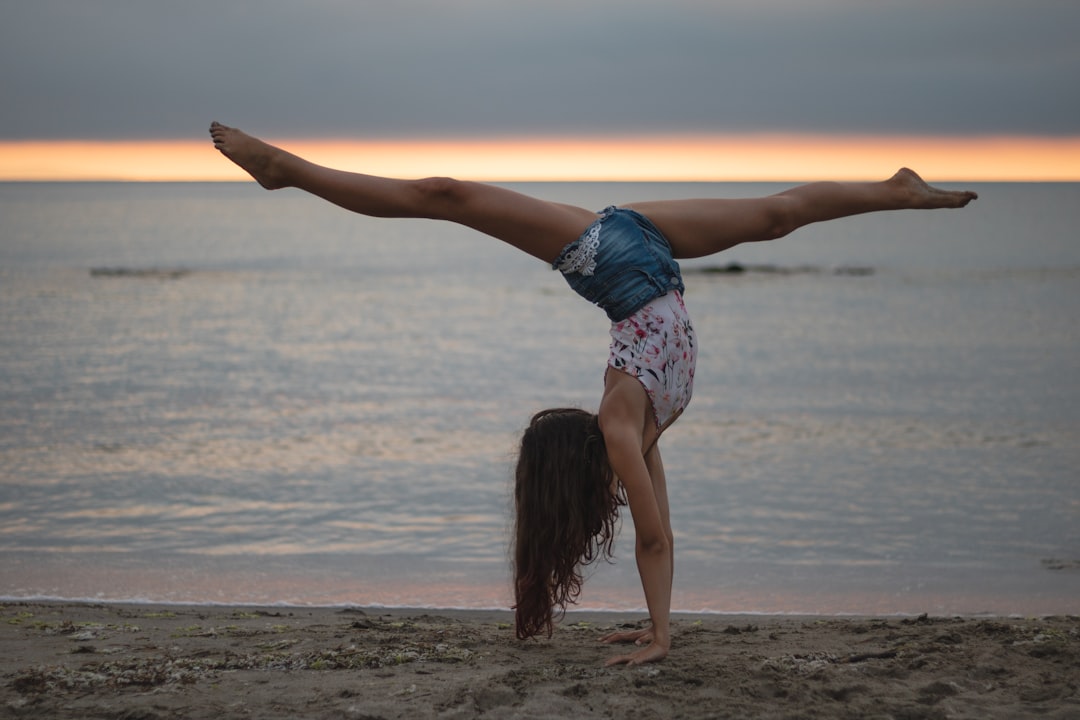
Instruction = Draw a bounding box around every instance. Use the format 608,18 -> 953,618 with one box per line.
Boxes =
209,122 -> 598,264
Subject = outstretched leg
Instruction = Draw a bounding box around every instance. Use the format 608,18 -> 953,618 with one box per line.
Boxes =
209,122 -> 597,263
626,171 -> 978,259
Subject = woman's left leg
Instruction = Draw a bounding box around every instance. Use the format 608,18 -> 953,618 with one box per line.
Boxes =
625,169 -> 978,260
210,122 -> 598,263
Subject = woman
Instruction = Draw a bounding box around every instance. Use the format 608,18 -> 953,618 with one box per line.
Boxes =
209,122 -> 977,666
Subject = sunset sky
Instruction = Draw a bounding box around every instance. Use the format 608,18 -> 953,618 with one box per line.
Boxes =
2,0 -> 1078,181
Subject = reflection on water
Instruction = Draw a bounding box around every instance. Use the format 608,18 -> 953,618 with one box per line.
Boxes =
1,182 -> 1078,613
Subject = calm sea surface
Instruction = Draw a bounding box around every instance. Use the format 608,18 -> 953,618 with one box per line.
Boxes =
1,181 -> 1077,615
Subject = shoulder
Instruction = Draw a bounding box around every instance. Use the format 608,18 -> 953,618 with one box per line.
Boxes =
599,369 -> 657,453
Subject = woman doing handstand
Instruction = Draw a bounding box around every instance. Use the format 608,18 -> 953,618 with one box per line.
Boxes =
209,121 -> 977,666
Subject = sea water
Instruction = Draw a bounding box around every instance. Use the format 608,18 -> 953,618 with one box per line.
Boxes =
1,181 -> 1077,615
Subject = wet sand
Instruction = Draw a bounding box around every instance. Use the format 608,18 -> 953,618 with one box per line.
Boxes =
2,602 -> 1077,719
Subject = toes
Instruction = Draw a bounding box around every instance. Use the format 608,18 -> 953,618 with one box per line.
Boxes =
209,121 -> 233,140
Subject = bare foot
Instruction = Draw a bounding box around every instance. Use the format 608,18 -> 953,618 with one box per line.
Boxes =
891,167 -> 978,209
209,122 -> 292,189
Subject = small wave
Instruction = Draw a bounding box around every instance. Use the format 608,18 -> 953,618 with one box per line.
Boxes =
89,267 -> 191,280
687,262 -> 874,276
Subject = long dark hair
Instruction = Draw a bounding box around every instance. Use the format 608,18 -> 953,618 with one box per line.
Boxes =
512,407 -> 624,639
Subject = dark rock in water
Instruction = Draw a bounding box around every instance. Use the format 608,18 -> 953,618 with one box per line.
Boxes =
90,267 -> 191,280
834,266 -> 875,276
779,265 -> 822,275
690,263 -> 875,277
693,263 -> 818,275
697,262 -> 746,274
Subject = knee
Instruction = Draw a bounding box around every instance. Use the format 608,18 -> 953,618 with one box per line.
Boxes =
762,198 -> 799,241
409,176 -> 470,218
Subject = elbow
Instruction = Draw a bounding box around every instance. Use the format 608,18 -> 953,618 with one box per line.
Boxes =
636,534 -> 670,557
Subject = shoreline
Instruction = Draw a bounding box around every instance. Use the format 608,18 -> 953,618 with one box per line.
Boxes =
0,595 -> 1061,620
3,601 -> 1076,719
6,549 -> 1078,619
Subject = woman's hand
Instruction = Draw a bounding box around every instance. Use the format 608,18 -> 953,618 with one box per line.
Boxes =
603,640 -> 669,667
600,626 -> 668,666
599,627 -> 653,646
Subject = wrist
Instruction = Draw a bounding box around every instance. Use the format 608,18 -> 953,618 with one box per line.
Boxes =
649,624 -> 670,647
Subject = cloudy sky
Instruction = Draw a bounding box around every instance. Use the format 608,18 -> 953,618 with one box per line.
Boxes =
2,0 -> 1077,179
4,0 -> 1078,141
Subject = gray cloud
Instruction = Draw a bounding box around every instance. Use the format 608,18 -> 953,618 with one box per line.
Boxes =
2,0 -> 1077,140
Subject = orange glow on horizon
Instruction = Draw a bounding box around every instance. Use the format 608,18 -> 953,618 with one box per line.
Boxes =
1,134 -> 1078,182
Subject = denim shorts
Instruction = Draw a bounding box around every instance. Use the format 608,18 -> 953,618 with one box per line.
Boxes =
552,207 -> 685,322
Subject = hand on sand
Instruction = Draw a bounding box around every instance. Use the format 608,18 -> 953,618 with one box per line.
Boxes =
600,626 -> 668,666
603,640 -> 669,667
599,627 -> 653,646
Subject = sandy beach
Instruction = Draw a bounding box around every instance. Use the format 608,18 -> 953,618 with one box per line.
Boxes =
2,602 -> 1076,719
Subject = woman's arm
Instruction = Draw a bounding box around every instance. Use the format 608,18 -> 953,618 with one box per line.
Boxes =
603,430 -> 672,665
599,443 -> 674,651
597,372 -> 673,666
